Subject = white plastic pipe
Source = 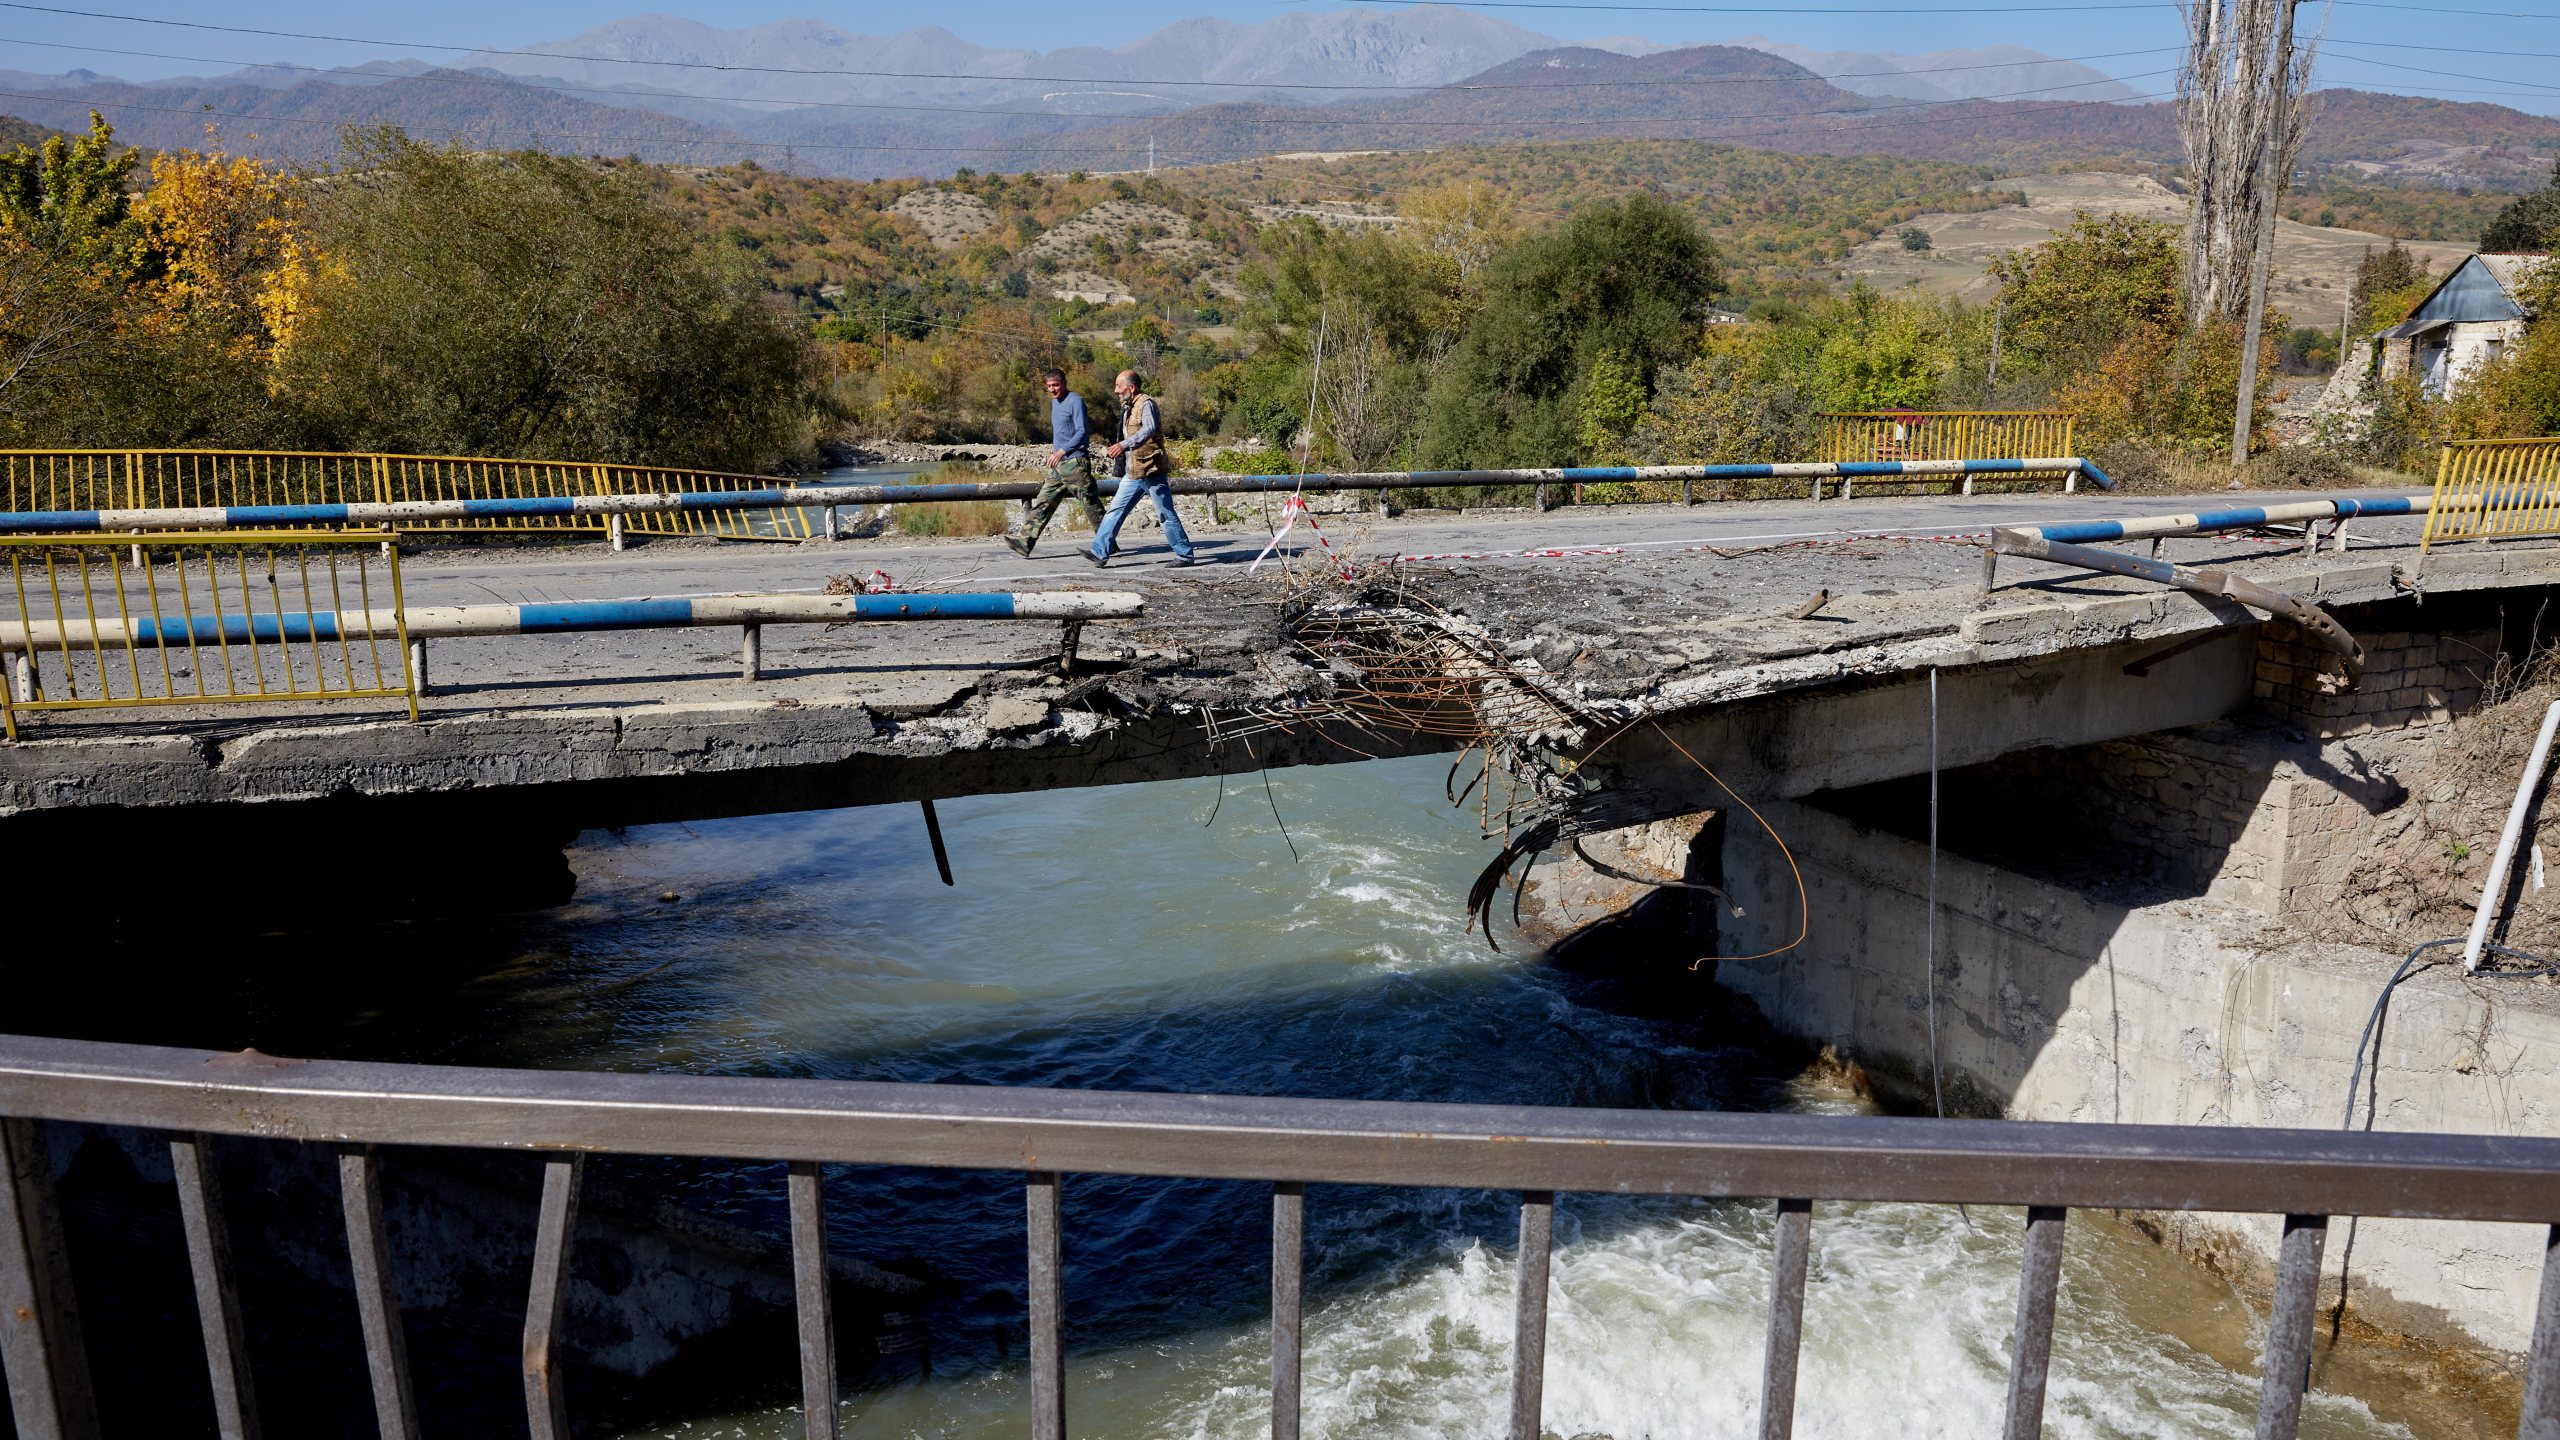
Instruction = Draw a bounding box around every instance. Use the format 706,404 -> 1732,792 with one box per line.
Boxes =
2465,698 -> 2560,971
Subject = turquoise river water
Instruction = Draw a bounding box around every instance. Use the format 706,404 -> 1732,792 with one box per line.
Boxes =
63,754 -> 2488,1438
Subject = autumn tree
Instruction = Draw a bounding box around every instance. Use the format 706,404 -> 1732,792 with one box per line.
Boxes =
1391,179 -> 1518,333
0,113 -> 143,436
1237,218 -> 1443,458
1985,211 -> 2185,385
2177,0 -> 2318,327
277,131 -> 813,470
137,140 -> 306,357
2348,240 -> 2433,335
2480,160 -> 2560,254
1813,285 -> 1953,412
1417,193 -> 1723,467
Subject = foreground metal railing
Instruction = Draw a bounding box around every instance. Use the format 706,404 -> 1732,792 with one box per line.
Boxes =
2,1035 -> 2556,1440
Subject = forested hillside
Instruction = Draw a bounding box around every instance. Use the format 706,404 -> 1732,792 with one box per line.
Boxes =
4,108 -> 2547,488
1182,141 -> 2019,296
0,114 -> 57,151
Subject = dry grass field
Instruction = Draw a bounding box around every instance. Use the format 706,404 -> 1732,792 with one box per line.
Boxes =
1843,171 -> 2474,322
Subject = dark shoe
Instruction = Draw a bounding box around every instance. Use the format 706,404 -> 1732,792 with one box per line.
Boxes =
1082,549 -> 1108,568
1171,555 -> 1200,567
1004,535 -> 1033,558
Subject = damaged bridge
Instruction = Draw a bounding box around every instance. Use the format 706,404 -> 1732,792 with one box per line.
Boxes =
0,488 -> 2546,908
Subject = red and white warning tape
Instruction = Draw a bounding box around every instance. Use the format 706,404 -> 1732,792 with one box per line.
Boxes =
1250,492 -> 1357,579
1392,529 -> 1991,565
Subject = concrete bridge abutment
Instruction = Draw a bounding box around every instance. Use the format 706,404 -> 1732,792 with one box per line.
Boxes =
1666,595 -> 2560,1373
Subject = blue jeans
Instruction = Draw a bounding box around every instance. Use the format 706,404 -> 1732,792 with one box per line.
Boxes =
1090,469 -> 1194,561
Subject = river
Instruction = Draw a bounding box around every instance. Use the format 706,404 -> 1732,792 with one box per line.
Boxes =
37,755 -> 2478,1437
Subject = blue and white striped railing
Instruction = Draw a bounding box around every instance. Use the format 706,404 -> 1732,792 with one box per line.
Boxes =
0,457 -> 2116,535
2009,494 -> 2427,546
1146,457 -> 2111,499
0,590 -> 1139,651
0,488 -> 864,535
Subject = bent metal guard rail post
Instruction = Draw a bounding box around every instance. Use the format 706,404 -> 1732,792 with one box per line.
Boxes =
0,1034 -> 2557,1440
1986,528 -> 2366,673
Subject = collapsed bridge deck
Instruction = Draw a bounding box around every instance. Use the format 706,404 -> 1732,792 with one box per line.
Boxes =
1,486 -> 2546,845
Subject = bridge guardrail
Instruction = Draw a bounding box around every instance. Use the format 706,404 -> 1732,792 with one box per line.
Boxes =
0,531 -> 415,741
0,1033 -> 2553,1440
2422,438 -> 2560,552
0,562 -> 1139,731
0,450 -> 824,544
1817,411 -> 2077,466
0,453 -> 2114,543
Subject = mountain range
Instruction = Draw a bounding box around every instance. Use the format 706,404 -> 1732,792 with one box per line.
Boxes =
1733,38 -> 2149,105
0,6 -> 2548,188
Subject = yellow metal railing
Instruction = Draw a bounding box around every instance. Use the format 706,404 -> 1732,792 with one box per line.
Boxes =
1,530 -> 417,740
1815,411 -> 2077,465
2421,438 -> 2560,552
0,450 -> 820,541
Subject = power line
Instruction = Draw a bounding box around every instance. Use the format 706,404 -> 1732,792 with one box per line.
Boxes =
1330,0 -> 2560,13
0,34 -> 2181,135
0,63 -> 2201,172
2334,0 -> 2560,14
0,85 -> 1165,158
2327,34 -> 2560,61
2319,51 -> 2560,93
1327,0 -> 2170,11
0,5 -> 2178,93
0,34 -> 2170,130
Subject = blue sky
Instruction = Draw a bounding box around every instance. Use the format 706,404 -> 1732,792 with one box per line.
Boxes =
0,0 -> 2554,116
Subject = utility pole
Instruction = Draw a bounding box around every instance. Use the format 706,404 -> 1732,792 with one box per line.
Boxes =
2231,0 -> 2303,470
1986,294 -> 2004,404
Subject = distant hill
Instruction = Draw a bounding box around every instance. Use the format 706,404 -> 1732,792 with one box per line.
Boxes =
1,30 -> 2551,197
1070,56 -> 2557,191
461,7 -> 1664,111
1763,89 -> 2560,188
0,113 -> 64,152
1735,39 -> 2149,105
1061,45 -> 1869,167
0,70 -> 768,167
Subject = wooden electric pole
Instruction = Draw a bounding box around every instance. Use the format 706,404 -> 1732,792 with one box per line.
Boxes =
1986,294 -> 2004,404
2230,0 -> 2304,470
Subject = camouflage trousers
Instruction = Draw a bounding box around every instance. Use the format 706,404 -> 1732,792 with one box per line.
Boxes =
1017,452 -> 1104,548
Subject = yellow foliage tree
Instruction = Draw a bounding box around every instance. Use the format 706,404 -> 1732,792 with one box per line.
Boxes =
136,139 -> 307,361
1391,179 -> 1517,333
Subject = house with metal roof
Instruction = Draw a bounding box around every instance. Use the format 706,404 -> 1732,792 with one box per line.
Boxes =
2377,253 -> 2544,397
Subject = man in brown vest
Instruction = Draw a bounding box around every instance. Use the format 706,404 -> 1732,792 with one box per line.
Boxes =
1087,369 -> 1197,567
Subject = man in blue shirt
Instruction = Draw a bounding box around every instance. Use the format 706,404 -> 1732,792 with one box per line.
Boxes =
1008,369 -> 1104,558
1088,368 -> 1197,567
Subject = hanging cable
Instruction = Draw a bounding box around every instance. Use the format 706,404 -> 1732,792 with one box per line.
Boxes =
1927,667 -> 1950,1123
